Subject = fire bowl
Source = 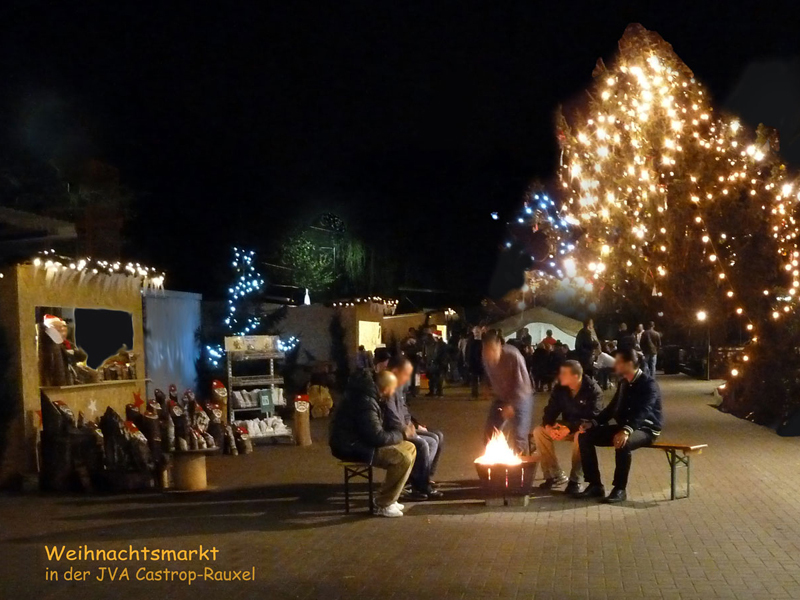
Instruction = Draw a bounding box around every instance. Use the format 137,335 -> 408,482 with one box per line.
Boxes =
474,456 -> 539,503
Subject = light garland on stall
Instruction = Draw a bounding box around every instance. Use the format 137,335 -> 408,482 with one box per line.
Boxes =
332,296 -> 399,308
542,25 -> 800,381
30,250 -> 165,288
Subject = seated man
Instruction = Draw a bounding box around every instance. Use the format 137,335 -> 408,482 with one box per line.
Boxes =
574,348 -> 664,504
385,355 -> 444,500
532,360 -> 603,494
329,368 -> 417,517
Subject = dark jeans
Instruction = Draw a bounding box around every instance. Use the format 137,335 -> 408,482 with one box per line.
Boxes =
409,433 -> 438,490
417,429 -> 443,476
579,424 -> 655,490
427,370 -> 443,396
484,397 -> 533,455
470,373 -> 481,398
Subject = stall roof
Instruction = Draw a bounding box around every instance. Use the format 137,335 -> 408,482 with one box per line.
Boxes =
491,306 -> 582,339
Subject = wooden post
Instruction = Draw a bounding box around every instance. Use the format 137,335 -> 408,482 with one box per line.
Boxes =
173,453 -> 207,491
294,400 -> 312,446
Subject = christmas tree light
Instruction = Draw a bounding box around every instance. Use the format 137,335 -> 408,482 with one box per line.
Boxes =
205,247 -> 299,366
524,25 -> 800,415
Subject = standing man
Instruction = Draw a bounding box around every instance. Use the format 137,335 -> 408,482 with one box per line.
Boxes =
467,327 -> 484,398
574,348 -> 663,504
541,329 -> 557,347
574,318 -> 596,377
400,328 -> 419,396
640,321 -> 662,377
532,360 -> 603,494
481,330 -> 534,453
425,335 -> 448,397
384,355 -> 444,499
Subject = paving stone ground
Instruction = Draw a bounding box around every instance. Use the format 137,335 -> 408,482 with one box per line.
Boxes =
2,374 -> 800,600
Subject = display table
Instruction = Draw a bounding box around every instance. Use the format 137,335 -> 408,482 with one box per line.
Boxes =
171,449 -> 218,491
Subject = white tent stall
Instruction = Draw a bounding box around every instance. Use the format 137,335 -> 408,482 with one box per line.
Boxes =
491,306 -> 582,349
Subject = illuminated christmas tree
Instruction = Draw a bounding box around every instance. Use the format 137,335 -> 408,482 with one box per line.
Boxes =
204,247 -> 297,368
542,24 -> 800,419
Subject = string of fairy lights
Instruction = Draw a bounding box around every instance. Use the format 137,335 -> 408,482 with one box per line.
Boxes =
499,26 -> 800,382
30,250 -> 165,288
551,28 -> 800,381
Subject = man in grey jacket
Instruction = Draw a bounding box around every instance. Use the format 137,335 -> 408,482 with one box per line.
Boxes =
482,330 -> 534,453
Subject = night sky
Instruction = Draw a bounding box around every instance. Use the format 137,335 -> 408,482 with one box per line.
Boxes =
2,3 -> 798,300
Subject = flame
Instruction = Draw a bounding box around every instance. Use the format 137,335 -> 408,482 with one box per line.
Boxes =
475,429 -> 522,465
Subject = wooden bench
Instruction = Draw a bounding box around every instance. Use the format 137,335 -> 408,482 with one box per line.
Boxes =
339,462 -> 375,514
649,442 -> 707,500
528,433 -> 707,500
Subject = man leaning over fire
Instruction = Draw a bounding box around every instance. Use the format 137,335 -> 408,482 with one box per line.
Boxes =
532,359 -> 603,495
482,329 -> 534,453
573,348 -> 663,504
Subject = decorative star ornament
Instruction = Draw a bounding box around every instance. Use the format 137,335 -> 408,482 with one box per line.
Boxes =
87,399 -> 98,416
133,391 -> 145,410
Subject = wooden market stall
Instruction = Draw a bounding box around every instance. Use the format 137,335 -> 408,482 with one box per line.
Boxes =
0,258 -> 160,486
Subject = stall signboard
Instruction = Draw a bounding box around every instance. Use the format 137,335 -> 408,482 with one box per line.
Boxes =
224,335 -> 281,354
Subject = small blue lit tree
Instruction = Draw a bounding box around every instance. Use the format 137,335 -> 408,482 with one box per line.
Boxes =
204,247 -> 298,367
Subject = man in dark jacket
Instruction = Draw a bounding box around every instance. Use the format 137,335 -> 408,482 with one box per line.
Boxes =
467,328 -> 484,398
640,321 -> 662,378
425,336 -> 448,397
532,360 -> 603,494
384,355 -> 444,499
574,319 -> 596,376
329,369 -> 416,517
575,348 -> 663,504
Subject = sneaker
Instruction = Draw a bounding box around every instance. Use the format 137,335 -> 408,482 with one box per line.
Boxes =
406,488 -> 430,501
391,502 -> 405,511
538,473 -> 569,489
374,504 -> 404,518
564,481 -> 581,495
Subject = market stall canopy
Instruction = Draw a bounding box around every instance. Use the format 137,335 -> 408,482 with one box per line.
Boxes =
491,306 -> 582,350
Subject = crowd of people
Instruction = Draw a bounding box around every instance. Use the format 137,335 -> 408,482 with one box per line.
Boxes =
329,318 -> 665,516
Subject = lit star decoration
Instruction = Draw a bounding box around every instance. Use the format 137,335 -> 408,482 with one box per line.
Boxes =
541,25 -> 800,385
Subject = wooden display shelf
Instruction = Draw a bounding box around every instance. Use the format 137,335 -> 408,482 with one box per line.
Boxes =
40,378 -> 150,391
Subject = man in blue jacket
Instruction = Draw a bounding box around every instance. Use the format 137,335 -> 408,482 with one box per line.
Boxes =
574,348 -> 663,504
329,369 -> 416,517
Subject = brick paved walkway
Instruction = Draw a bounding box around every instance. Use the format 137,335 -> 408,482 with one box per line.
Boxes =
2,375 -> 800,599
